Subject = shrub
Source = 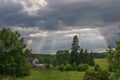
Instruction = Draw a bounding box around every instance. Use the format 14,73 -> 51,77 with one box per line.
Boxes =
83,69 -> 98,80
64,63 -> 72,71
49,64 -> 54,69
94,64 -> 100,71
108,65 -> 113,72
83,69 -> 110,80
77,64 -> 89,71
72,62 -> 77,70
58,64 -> 65,71
97,70 -> 110,80
45,64 -> 50,69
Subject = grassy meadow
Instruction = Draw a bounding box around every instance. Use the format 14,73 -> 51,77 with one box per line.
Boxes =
0,58 -> 109,80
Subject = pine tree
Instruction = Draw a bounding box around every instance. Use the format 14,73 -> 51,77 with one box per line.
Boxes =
71,35 -> 80,52
70,35 -> 80,65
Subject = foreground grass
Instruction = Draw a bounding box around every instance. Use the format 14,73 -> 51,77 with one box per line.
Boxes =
26,69 -> 84,80
0,69 -> 84,80
0,58 -> 109,80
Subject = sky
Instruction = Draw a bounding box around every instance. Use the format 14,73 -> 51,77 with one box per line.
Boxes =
0,0 -> 120,54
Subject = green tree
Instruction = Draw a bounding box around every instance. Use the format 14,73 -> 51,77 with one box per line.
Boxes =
106,30 -> 120,79
0,28 -> 30,77
79,49 -> 95,66
70,35 -> 80,65
56,50 -> 70,65
112,42 -> 120,79
71,35 -> 80,51
88,53 -> 95,66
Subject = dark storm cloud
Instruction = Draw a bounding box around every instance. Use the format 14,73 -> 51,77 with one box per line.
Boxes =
0,0 -> 120,30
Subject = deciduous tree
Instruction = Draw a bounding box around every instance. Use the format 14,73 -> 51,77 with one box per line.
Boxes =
0,28 -> 30,77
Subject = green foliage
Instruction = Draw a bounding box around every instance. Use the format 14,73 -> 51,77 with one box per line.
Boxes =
56,50 -> 70,65
49,64 -> 54,69
0,28 -> 30,77
70,35 -> 95,66
64,63 -> 72,71
107,42 -> 120,79
71,35 -> 80,51
94,64 -> 100,71
72,62 -> 77,70
70,35 -> 80,65
83,69 -> 98,80
109,72 -> 120,80
79,49 -> 95,66
83,69 -> 110,80
45,64 -> 50,69
77,64 -> 89,71
97,70 -> 110,80
1,58 -> 109,80
88,53 -> 95,66
45,64 -> 54,69
58,64 -> 65,71
30,54 -> 55,65
108,65 -> 113,72
93,53 -> 106,58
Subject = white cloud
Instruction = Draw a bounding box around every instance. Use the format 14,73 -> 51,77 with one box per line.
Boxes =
49,0 -> 95,5
2,0 -> 48,15
55,28 -> 93,34
29,32 -> 47,37
12,26 -> 42,32
20,0 -> 48,15
65,33 -> 78,37
27,40 -> 33,45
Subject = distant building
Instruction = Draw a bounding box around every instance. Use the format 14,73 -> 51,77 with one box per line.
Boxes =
28,57 -> 44,68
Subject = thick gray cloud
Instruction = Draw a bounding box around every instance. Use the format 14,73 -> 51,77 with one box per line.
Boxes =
0,0 -> 120,54
0,0 -> 120,29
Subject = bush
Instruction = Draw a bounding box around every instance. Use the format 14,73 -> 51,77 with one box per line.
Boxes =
49,64 -> 54,69
83,69 -> 98,80
83,69 -> 110,80
94,64 -> 100,71
64,63 -> 72,71
77,64 -> 89,71
108,65 -> 113,72
72,62 -> 77,70
97,70 -> 110,80
58,64 -> 65,71
45,64 -> 50,69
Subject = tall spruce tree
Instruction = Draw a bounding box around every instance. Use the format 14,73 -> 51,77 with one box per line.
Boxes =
70,35 -> 80,65
71,35 -> 80,51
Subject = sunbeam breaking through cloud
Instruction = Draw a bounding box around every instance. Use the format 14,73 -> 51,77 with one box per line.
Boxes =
0,0 -> 120,54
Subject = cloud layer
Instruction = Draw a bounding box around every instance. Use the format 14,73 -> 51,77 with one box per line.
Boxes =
0,0 -> 120,54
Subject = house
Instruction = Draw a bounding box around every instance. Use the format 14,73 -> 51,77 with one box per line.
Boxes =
28,57 -> 44,68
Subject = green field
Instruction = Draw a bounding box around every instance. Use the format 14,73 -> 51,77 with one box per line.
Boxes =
94,58 -> 109,70
1,58 -> 109,80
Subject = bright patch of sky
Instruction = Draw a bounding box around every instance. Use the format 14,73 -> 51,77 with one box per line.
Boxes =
13,27 -> 108,54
